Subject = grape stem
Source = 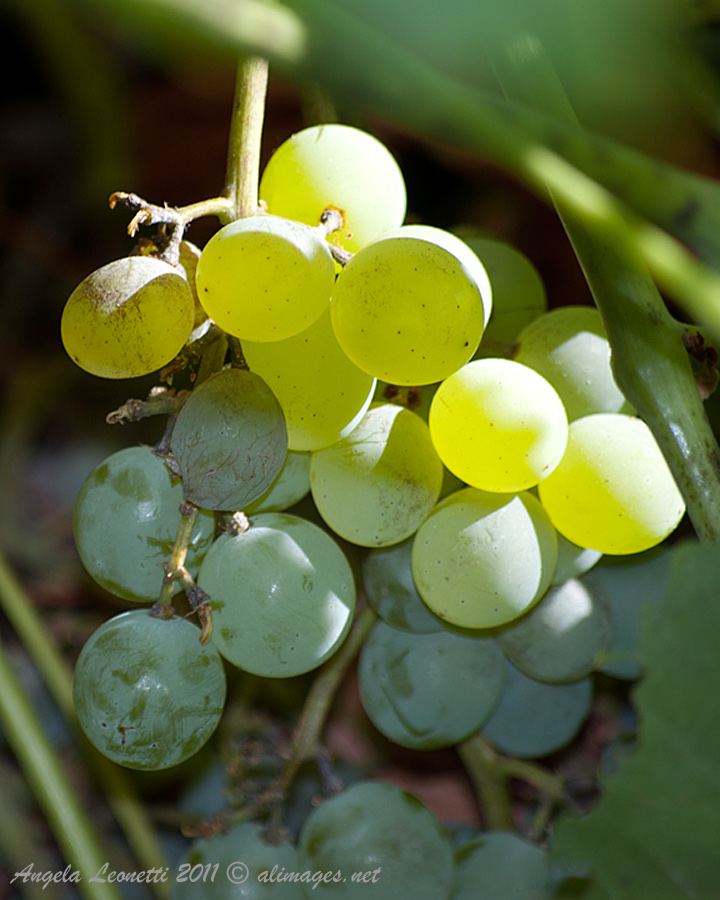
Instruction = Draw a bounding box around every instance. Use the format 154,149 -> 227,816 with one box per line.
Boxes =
233,606 -> 378,835
458,734 -> 565,835
488,33 -> 720,542
223,56 -> 269,221
105,386 -> 190,426
109,192 -> 234,265
153,502 -> 202,619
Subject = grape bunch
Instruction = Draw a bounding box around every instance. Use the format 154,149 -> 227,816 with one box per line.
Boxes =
63,121 -> 686,897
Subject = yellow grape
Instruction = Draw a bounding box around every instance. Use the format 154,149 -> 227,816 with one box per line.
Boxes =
242,308 -> 376,452
259,124 -> 406,255
538,413 -> 686,554
195,215 -> 335,342
429,358 -> 568,493
330,236 -> 485,386
61,257 -> 195,379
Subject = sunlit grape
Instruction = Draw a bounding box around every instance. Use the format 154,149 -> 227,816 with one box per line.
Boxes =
61,256 -> 195,379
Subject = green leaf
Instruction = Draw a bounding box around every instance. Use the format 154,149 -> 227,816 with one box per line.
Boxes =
551,541 -> 720,899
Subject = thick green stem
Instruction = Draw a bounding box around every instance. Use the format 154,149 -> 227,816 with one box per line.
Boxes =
0,551 -> 170,896
490,34 -> 720,542
223,56 -> 269,221
0,634 -> 122,900
277,0 -> 720,338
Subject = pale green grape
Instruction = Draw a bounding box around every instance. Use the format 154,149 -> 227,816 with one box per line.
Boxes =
376,225 -> 492,326
197,513 -> 355,678
451,832 -> 550,900
195,215 -> 335,342
173,823 -> 304,899
455,234 -> 547,350
178,239 -> 210,329
411,488 -> 557,629
586,548 -> 671,680
514,305 -> 632,420
296,781 -> 453,900
429,358 -> 568,493
481,659 -> 593,758
73,446 -> 215,603
170,368 -> 287,511
373,381 -> 467,500
61,257 -> 195,378
259,124 -> 406,255
363,539 -> 443,633
330,237 -> 485,385
245,450 -> 311,514
310,403 -> 443,547
498,577 -> 613,683
359,620 -> 505,749
242,309 -> 376,451
538,414 -> 686,554
552,533 -> 602,586
73,610 -> 226,770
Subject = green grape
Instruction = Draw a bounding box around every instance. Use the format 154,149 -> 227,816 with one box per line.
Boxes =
245,450 -> 311,514
552,533 -> 602,586
296,781 -> 453,900
586,547 -> 671,680
538,413 -> 686,554
310,403 -> 443,547
173,823 -> 304,899
197,513 -> 355,678
61,256 -> 195,379
73,610 -> 226,771
428,358 -> 568,493
259,123 -> 406,256
170,368 -> 288,511
73,446 -> 215,603
330,236 -> 485,386
363,539 -> 443,633
377,225 -> 492,326
373,382 -> 467,500
451,832 -> 550,900
481,658 -> 593,758
452,231 -> 547,349
242,309 -> 376,451
498,577 -> 613,683
514,305 -> 633,420
195,215 -> 335,342
411,488 -> 558,630
358,620 -> 505,749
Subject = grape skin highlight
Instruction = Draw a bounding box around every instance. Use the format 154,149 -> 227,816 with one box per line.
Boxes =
538,413 -> 686,554
61,256 -> 195,379
195,215 -> 335,342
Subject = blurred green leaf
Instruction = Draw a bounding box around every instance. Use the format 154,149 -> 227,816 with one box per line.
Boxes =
551,541 -> 720,899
